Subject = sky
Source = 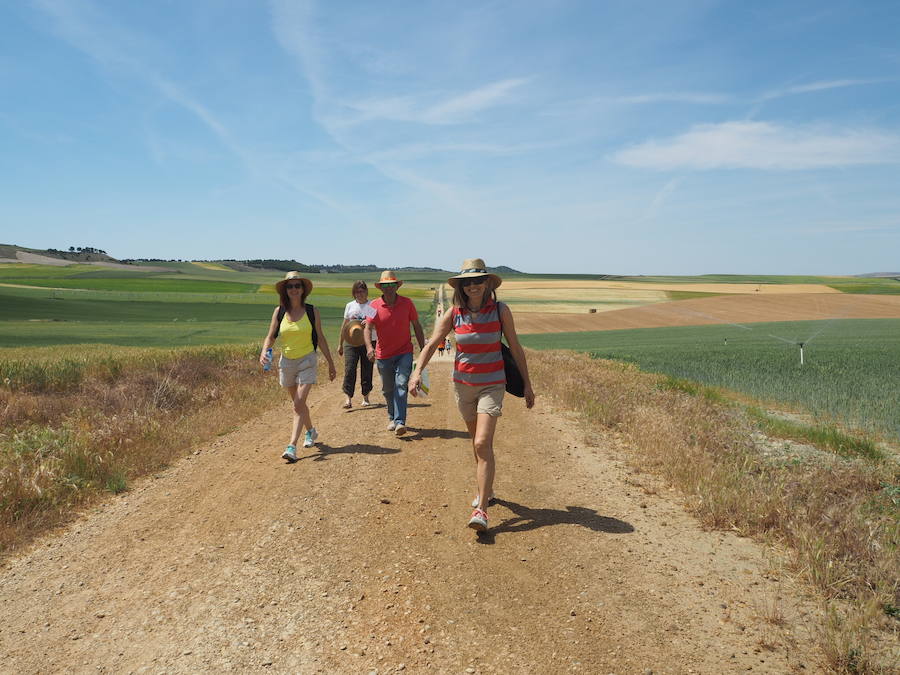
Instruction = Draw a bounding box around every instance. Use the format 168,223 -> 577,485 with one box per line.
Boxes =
2,0 -> 899,275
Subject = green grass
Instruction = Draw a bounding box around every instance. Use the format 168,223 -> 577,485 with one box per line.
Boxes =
0,277 -> 258,293
521,318 -> 900,441
744,406 -> 883,461
0,267 -> 433,348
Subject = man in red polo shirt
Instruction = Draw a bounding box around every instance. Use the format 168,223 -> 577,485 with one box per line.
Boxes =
364,270 -> 425,436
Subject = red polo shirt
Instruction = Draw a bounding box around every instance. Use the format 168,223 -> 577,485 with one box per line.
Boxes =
367,295 -> 418,359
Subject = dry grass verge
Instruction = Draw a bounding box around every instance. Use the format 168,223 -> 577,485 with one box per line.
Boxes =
531,349 -> 899,673
0,344 -> 283,556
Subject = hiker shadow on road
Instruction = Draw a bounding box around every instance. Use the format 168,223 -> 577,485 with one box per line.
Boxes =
341,402 -> 429,414
403,427 -> 470,441
297,443 -> 400,462
476,499 -> 634,544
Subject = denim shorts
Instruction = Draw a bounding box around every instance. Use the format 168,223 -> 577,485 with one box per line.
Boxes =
279,351 -> 318,387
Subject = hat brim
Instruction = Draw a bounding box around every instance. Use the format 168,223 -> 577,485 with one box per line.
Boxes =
447,273 -> 502,289
344,320 -> 366,347
275,278 -> 313,295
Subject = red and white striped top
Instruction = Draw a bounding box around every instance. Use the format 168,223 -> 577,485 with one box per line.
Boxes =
452,300 -> 506,387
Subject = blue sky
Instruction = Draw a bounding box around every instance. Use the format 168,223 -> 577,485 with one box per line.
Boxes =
2,0 -> 899,274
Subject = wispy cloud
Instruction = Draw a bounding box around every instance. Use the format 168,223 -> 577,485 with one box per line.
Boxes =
612,92 -> 731,105
759,78 -> 890,101
363,140 -> 556,163
420,78 -> 528,124
33,0 -> 350,214
269,0 -> 528,218
338,78 -> 528,127
794,220 -> 900,235
613,121 -> 900,170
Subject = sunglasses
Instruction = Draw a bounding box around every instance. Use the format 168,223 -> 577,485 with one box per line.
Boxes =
460,277 -> 487,287
380,282 -> 398,287
285,283 -> 304,290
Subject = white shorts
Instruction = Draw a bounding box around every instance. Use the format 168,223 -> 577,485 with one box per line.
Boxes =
279,351 -> 318,387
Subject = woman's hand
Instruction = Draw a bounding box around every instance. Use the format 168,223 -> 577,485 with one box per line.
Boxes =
408,372 -> 421,397
367,347 -> 376,362
328,362 -> 337,381
258,352 -> 269,367
338,345 -> 343,356
524,384 -> 535,409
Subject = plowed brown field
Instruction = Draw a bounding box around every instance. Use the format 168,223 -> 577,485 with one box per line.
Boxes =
501,279 -> 840,294
514,293 -> 900,334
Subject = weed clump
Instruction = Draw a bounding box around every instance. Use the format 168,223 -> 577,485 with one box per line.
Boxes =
0,344 -> 281,554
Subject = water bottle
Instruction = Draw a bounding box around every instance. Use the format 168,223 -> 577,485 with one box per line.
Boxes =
263,347 -> 273,372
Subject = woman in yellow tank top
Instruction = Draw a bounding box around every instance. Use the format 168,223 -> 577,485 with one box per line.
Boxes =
259,272 -> 337,462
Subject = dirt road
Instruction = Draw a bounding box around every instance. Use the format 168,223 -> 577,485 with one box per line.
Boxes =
0,359 -> 821,673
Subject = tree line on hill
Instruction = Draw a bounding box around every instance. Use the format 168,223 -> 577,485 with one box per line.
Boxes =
44,247 -> 114,262
9,244 -> 523,274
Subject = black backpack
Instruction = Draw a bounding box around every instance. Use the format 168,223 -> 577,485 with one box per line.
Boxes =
273,303 -> 318,351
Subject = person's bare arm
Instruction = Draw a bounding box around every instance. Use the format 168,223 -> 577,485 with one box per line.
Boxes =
364,323 -> 376,362
409,312 -> 453,395
313,307 -> 337,381
412,318 -> 425,351
259,307 -> 281,367
337,318 -> 350,356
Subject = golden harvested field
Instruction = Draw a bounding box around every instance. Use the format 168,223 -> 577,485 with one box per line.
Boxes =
513,292 -> 900,334
190,261 -> 232,271
498,279 -> 841,314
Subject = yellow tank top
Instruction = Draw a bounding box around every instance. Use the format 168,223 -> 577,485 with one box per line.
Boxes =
280,309 -> 314,359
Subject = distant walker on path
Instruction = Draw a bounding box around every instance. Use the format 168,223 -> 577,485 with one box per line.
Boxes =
259,272 -> 337,463
364,271 -> 425,437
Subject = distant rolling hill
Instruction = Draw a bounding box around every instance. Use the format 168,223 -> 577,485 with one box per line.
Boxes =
1,244 -> 525,275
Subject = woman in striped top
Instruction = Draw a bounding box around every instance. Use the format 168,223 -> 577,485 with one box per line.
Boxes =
410,259 -> 534,532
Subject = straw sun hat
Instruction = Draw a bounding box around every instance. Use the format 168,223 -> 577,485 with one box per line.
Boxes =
275,271 -> 313,295
344,320 -> 366,347
447,258 -> 502,289
374,270 -> 404,289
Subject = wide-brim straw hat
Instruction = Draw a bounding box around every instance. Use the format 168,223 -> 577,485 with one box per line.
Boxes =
345,320 -> 366,347
275,271 -> 313,295
375,270 -> 404,289
447,258 -> 502,289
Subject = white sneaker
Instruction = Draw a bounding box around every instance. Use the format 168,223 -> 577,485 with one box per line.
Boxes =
471,495 -> 497,508
468,508 -> 488,532
387,421 -> 397,431
394,423 -> 407,436
303,428 -> 318,448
